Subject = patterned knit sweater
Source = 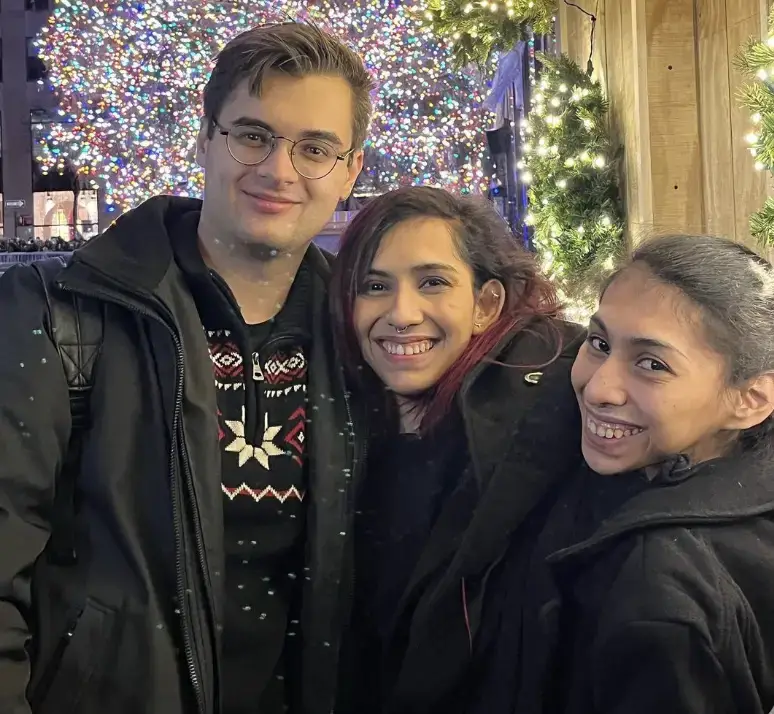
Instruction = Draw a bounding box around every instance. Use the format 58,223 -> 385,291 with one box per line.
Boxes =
172,212 -> 309,714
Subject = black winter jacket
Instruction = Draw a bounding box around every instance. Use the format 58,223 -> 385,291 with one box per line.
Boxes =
0,197 -> 362,714
342,318 -> 586,714
499,454 -> 774,714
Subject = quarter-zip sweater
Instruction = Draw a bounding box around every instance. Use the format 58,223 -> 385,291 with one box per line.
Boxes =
172,213 -> 310,713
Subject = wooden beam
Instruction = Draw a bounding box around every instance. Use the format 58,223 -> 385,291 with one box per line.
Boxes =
696,0 -> 736,239
644,0 -> 704,233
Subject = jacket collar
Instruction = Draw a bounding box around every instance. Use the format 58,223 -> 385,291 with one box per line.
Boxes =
59,194 -> 334,308
402,320 -> 586,592
66,195 -> 193,296
549,451 -> 774,567
459,319 -> 584,489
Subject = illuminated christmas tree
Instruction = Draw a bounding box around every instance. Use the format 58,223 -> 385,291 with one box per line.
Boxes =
35,0 -> 490,212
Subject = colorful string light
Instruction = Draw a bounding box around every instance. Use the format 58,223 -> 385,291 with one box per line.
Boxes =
35,0 -> 492,212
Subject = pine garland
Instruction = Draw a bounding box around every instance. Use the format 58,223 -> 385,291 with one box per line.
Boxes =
522,52 -> 625,306
419,0 -> 557,67
736,7 -> 774,246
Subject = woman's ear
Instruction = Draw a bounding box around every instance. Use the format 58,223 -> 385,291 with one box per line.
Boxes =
726,373 -> 774,431
473,279 -> 506,335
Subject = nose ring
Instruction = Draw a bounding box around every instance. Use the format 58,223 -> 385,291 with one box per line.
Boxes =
395,326 -> 408,333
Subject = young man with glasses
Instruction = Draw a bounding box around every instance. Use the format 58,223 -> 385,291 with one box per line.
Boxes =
0,22 -> 373,714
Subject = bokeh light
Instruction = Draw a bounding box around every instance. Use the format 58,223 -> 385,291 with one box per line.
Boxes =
35,0 -> 492,212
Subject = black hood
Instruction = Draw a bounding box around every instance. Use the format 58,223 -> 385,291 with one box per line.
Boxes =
68,195 -> 200,294
549,451 -> 774,566
417,319 -> 586,584
65,195 -> 334,297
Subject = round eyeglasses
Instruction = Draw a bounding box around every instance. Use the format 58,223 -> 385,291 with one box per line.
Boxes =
213,119 -> 355,180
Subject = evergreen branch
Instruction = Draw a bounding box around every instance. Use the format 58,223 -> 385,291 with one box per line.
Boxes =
734,38 -> 774,74
522,52 -> 625,306
735,10 -> 774,249
750,197 -> 774,247
418,0 -> 557,67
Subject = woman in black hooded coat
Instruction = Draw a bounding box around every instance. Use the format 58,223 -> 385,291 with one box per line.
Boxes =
473,235 -> 774,714
329,186 -> 585,714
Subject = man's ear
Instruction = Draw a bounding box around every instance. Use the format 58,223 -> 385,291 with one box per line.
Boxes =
340,150 -> 364,200
195,116 -> 211,169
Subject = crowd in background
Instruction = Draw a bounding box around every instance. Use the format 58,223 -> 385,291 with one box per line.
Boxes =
0,236 -> 87,253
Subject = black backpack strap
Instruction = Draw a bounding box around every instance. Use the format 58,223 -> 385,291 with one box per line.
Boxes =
32,257 -> 105,565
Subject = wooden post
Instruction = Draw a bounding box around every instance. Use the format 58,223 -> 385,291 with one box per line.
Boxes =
558,0 -> 771,247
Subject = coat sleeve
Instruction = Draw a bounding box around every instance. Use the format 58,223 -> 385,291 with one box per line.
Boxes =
589,619 -> 736,714
0,265 -> 71,713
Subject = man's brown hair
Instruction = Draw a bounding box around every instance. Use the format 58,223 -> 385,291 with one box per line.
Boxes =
203,22 -> 375,149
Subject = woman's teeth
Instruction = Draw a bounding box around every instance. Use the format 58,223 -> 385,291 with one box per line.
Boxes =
380,340 -> 435,356
586,417 -> 643,440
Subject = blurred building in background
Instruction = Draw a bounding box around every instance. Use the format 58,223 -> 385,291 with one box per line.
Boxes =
0,0 -> 101,240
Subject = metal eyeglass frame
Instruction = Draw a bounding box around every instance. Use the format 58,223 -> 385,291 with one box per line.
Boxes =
212,118 -> 356,180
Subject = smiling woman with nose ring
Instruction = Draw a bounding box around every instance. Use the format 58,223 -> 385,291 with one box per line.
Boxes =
328,186 -> 586,714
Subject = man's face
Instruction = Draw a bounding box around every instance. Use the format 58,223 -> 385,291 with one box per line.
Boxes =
196,72 -> 364,258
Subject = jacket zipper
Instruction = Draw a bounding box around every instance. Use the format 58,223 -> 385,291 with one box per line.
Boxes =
334,367 -> 366,708
29,614 -> 79,709
57,283 -> 208,714
171,330 -> 210,714
461,578 -> 473,655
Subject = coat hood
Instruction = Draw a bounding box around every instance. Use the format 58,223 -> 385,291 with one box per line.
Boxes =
63,195 -> 333,295
549,451 -> 774,566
